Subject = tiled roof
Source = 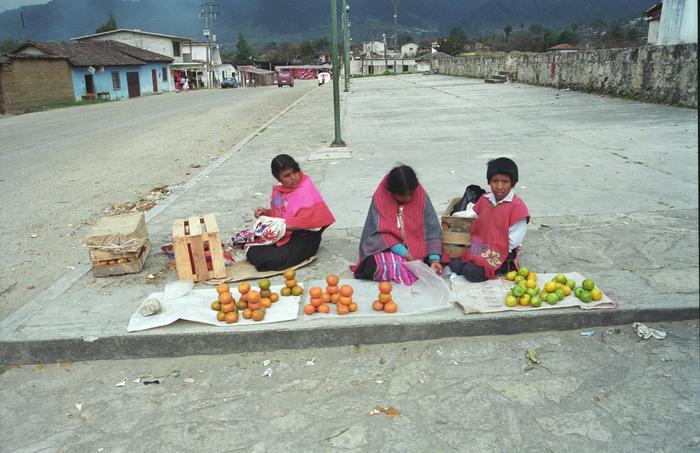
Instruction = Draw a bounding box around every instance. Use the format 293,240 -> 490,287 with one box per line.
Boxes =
416,51 -> 453,61
12,41 -> 173,67
548,43 -> 579,50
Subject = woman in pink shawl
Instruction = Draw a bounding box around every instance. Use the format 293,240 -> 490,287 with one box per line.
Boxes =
248,154 -> 335,271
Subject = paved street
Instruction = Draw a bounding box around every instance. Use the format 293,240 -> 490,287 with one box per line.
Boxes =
0,82 -> 316,320
1,321 -> 698,452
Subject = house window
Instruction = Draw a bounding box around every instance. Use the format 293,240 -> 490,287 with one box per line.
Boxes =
173,41 -> 181,57
162,67 -> 168,81
111,71 -> 121,90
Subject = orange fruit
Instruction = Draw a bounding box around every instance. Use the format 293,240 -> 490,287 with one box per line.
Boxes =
242,308 -> 253,319
348,302 -> 358,312
337,304 -> 349,315
372,300 -> 384,311
280,287 -> 292,297
236,300 -> 248,310
248,301 -> 262,311
216,283 -> 230,294
224,312 -> 239,324
237,282 -> 251,294
260,289 -> 272,299
247,291 -> 261,304
240,293 -> 249,303
257,278 -> 271,290
384,301 -> 398,313
562,285 -> 572,296
378,293 -> 392,304
291,286 -> 304,296
270,293 -> 279,302
221,302 -> 235,313
321,293 -> 331,303
330,293 -> 341,304
218,292 -> 234,304
591,288 -> 603,301
261,298 -> 272,308
285,279 -> 297,288
310,297 -> 323,307
339,295 -> 353,306
339,285 -> 354,297
326,285 -> 339,295
283,269 -> 296,280
216,311 -> 226,321
211,301 -> 221,311
326,274 -> 339,286
318,304 -> 330,314
303,304 -> 316,315
309,287 -> 323,299
544,281 -> 557,293
252,310 -> 264,321
378,281 -> 392,294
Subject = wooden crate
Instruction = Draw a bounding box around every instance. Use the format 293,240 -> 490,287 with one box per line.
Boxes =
172,214 -> 227,282
442,197 -> 473,259
92,243 -> 150,278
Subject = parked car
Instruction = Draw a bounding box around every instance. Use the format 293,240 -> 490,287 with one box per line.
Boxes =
277,71 -> 294,88
221,77 -> 238,88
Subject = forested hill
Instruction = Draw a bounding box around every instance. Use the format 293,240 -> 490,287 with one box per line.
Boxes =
0,0 -> 652,48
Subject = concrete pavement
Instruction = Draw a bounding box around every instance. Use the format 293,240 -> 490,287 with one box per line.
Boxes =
1,75 -> 697,364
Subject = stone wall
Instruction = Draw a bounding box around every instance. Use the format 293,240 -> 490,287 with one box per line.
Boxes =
0,57 -> 74,114
433,44 -> 698,108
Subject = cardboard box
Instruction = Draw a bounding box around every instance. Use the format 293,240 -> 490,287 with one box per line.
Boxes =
85,212 -> 150,277
442,198 -> 473,259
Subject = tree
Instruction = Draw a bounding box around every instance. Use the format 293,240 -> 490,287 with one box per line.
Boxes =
503,24 -> 513,43
95,10 -> 117,34
235,33 -> 254,65
263,41 -> 277,52
435,26 -> 468,56
529,24 -> 544,35
0,37 -> 22,53
554,29 -> 579,46
299,40 -> 315,63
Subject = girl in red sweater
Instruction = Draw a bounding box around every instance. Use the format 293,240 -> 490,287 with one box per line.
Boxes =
449,157 -> 530,282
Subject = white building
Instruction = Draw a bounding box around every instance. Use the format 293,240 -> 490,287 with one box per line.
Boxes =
187,41 -> 236,86
72,29 -> 227,90
401,42 -> 418,57
644,0 -> 697,45
362,41 -> 385,54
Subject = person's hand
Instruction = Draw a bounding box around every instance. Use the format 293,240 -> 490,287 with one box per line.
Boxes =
405,252 -> 415,262
430,260 -> 443,275
253,207 -> 267,218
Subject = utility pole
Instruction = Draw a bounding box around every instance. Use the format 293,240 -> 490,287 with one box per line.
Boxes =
329,0 -> 345,147
200,2 -> 220,89
392,0 -> 398,74
383,33 -> 388,73
342,0 -> 351,92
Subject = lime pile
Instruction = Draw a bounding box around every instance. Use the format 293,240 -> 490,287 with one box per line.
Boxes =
504,266 -> 543,308
505,271 -> 603,307
573,278 -> 603,303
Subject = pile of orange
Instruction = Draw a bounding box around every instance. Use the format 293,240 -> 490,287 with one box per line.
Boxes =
212,283 -> 239,324
235,279 -> 278,322
372,281 -> 397,313
280,269 -> 304,297
303,274 -> 357,316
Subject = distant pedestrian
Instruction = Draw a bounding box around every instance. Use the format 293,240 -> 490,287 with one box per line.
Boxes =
182,77 -> 189,91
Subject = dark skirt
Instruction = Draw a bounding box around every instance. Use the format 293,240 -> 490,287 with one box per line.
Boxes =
246,230 -> 322,271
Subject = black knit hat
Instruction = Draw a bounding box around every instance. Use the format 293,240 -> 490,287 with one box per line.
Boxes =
487,157 -> 518,186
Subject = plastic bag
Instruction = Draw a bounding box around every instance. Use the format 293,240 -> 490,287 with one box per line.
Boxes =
404,261 -> 458,305
452,185 -> 485,214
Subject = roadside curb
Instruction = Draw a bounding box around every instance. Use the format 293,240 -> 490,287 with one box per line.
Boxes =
2,303 -> 696,364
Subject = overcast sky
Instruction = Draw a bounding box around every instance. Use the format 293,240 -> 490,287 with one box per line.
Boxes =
0,0 -> 50,13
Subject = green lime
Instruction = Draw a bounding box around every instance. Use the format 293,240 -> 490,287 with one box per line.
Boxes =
512,285 -> 525,297
574,287 -> 584,298
546,293 -> 558,305
517,266 -> 529,277
582,279 -> 595,291
526,287 -> 538,297
530,295 -> 542,308
555,274 -> 567,284
505,295 -> 518,307
506,271 -> 517,281
565,279 -> 576,289
514,275 -> 525,285
554,288 -> 565,301
580,290 -> 592,303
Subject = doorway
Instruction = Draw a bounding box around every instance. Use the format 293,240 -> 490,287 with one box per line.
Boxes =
151,69 -> 158,93
126,72 -> 140,98
84,74 -> 95,95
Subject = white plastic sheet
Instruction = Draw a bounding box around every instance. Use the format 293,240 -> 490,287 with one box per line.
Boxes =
127,282 -> 301,332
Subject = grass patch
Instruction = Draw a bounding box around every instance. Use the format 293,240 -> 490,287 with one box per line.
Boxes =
24,98 -> 112,114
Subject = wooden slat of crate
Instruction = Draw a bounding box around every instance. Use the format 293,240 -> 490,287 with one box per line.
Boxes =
188,216 -> 210,281
202,214 -> 226,279
172,219 -> 194,281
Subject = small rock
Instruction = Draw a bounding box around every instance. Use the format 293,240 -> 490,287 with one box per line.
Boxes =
30,233 -> 38,238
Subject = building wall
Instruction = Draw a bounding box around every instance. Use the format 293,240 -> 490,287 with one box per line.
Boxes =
658,0 -> 698,45
82,32 -> 182,62
0,58 -> 74,114
647,20 -> 660,44
71,62 -> 170,100
433,44 -> 698,108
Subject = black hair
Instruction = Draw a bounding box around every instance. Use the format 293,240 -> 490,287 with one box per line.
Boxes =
487,157 -> 519,186
386,165 -> 419,195
271,154 -> 301,179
